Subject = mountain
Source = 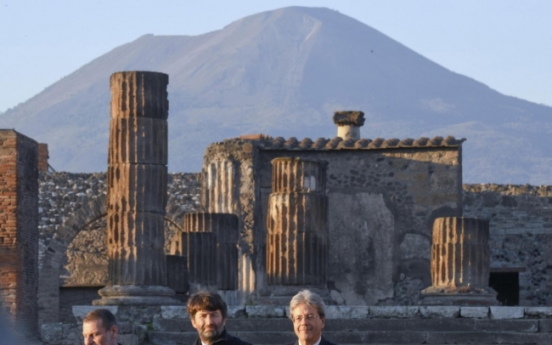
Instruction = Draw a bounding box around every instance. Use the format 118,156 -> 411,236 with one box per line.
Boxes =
1,6 -> 551,184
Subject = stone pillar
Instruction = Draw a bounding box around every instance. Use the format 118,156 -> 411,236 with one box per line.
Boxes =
203,160 -> 237,214
333,110 -> 365,141
0,130 -> 39,336
171,213 -> 239,290
266,158 -> 328,285
420,217 -> 498,305
94,71 -> 178,305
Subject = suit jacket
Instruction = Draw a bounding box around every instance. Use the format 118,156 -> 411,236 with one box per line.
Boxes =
284,336 -> 338,345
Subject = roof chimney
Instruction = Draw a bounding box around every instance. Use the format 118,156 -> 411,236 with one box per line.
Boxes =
333,111 -> 365,141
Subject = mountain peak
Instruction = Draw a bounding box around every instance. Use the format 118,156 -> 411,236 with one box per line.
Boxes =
1,6 -> 551,184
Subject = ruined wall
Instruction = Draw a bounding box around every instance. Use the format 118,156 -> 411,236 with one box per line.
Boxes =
33,162 -> 552,322
201,139 -> 258,302
37,172 -> 200,323
201,137 -> 463,305
464,184 -> 552,306
0,130 -> 38,334
258,148 -> 462,305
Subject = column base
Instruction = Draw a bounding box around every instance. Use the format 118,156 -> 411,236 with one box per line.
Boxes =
420,286 -> 500,306
93,285 -> 181,306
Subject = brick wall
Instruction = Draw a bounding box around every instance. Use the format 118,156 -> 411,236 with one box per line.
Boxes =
0,129 -> 39,335
38,143 -> 49,172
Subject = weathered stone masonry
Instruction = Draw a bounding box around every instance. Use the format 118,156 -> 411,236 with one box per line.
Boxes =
37,172 -> 200,323
95,71 -> 176,306
33,168 -> 552,325
464,184 -> 552,306
0,130 -> 38,335
266,157 -> 329,285
202,135 -> 464,305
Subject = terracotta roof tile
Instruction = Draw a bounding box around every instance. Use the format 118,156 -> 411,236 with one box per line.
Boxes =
224,136 -> 465,150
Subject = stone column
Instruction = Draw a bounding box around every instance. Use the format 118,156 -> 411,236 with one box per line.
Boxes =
420,217 -> 498,305
266,158 -> 328,285
94,71 -> 178,305
171,212 -> 239,290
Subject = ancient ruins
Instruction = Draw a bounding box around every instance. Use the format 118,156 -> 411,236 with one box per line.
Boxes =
421,217 -> 498,305
94,71 -> 178,306
3,72 -> 552,344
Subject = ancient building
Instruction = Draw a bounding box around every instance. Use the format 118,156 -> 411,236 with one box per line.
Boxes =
201,113 -> 464,304
0,130 -> 39,335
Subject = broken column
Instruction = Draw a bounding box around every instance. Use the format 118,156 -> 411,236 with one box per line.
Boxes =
333,110 -> 365,141
171,213 -> 239,290
420,217 -> 498,305
94,71 -> 178,305
266,158 -> 328,285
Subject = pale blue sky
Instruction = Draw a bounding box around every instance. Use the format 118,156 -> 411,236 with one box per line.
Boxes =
1,0 -> 551,113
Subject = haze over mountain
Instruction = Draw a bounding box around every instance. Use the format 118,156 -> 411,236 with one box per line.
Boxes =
1,6 -> 551,184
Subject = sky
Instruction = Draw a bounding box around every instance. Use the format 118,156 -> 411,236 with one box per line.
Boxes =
1,0 -> 551,114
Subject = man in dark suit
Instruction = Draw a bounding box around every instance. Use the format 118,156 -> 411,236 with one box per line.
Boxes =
187,291 -> 252,345
285,289 -> 338,345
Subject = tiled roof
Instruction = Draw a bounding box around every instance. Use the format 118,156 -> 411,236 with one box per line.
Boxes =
255,136 -> 464,150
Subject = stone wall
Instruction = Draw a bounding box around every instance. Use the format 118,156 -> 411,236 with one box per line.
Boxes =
37,172 -> 200,323
258,148 -> 462,306
0,130 -> 39,335
33,169 -> 552,326
464,184 -> 552,306
41,305 -> 552,345
202,137 -> 464,305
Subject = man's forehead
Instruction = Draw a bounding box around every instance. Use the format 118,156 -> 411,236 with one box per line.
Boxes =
292,303 -> 317,314
83,319 -> 105,332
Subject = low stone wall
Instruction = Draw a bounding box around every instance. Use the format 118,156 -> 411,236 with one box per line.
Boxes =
41,305 -> 552,345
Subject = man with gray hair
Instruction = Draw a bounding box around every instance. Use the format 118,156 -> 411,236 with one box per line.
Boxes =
285,289 -> 338,345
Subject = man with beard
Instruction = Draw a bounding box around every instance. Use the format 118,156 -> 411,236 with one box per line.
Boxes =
187,291 -> 252,345
285,290 -> 338,345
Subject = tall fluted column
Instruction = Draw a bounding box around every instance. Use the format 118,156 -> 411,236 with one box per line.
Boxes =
94,71 -> 178,305
266,158 -> 328,285
171,213 -> 239,290
421,217 -> 498,305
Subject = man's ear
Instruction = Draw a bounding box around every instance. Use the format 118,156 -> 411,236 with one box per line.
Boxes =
110,325 -> 118,338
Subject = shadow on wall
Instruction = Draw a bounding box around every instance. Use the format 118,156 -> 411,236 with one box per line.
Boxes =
0,311 -> 20,345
